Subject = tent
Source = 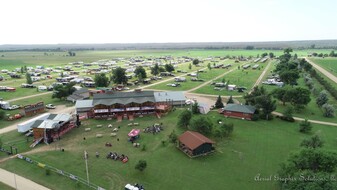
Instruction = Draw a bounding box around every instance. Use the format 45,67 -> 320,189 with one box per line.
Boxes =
128,129 -> 140,137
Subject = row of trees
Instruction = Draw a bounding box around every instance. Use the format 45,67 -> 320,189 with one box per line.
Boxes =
310,50 -> 337,57
301,60 -> 336,117
272,86 -> 311,110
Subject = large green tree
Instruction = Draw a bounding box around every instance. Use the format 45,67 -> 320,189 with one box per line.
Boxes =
278,148 -> 337,190
289,87 -> 311,109
26,73 -> 33,84
134,66 -> 147,81
192,59 -> 200,66
215,95 -> 224,108
177,109 -> 192,128
255,94 -> 277,120
190,116 -> 213,135
164,64 -> 175,72
52,82 -> 76,100
279,70 -> 300,86
150,63 -> 160,76
94,73 -> 109,87
112,67 -> 128,84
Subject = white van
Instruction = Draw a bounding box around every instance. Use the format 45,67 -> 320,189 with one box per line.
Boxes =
0,101 -> 10,110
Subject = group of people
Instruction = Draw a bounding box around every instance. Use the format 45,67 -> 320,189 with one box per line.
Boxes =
143,123 -> 164,134
106,152 -> 129,163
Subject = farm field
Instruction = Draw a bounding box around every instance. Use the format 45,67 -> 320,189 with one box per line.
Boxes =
309,57 -> 337,77
1,110 -> 337,190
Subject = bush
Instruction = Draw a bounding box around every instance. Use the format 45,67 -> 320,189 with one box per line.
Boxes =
135,160 -> 147,172
0,111 -> 5,120
141,144 -> 147,151
279,116 -> 295,122
45,168 -> 51,176
322,103 -> 335,117
251,114 -> 259,121
168,130 -> 178,143
299,119 -> 312,133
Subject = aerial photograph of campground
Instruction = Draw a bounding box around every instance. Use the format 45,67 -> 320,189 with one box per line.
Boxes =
1,1 -> 337,190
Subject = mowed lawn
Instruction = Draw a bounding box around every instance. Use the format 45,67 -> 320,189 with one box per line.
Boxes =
193,62 -> 269,96
0,182 -> 14,190
1,110 -> 337,190
147,67 -> 230,91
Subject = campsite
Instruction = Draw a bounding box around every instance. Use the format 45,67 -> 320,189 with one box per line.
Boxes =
0,47 -> 337,190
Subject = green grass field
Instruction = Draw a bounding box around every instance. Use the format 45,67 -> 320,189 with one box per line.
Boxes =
1,110 -> 337,190
0,182 -> 14,190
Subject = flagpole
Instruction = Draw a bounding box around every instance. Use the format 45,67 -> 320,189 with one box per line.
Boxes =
84,150 -> 89,185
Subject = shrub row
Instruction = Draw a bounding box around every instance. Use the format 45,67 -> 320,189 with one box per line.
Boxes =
310,70 -> 337,100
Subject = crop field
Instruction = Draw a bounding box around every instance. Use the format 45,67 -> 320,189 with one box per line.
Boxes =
1,110 -> 337,190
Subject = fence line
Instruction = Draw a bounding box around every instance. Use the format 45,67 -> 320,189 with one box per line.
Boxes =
16,154 -> 105,190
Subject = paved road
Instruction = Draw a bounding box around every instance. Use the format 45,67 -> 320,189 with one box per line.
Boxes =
305,58 -> 337,83
0,168 -> 50,190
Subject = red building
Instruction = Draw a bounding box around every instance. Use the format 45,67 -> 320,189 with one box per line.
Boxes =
221,104 -> 256,120
178,131 -> 215,158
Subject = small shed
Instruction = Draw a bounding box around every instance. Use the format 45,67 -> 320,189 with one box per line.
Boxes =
178,131 -> 215,158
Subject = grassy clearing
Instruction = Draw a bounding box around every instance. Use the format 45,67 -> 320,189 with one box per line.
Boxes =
1,110 -> 337,190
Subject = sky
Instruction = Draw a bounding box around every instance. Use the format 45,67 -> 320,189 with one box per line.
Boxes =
0,0 -> 336,44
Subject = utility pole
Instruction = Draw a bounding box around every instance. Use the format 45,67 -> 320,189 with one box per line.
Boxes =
84,150 -> 89,185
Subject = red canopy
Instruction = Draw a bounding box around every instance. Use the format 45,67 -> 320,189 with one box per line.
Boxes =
128,129 -> 140,137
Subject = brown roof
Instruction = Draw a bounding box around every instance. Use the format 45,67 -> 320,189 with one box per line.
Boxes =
178,131 -> 215,150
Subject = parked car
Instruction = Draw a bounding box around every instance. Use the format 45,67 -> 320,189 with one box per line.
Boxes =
46,104 -> 56,109
8,105 -> 20,110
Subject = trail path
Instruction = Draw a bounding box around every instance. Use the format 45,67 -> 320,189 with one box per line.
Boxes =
304,57 -> 337,83
8,92 -> 53,102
